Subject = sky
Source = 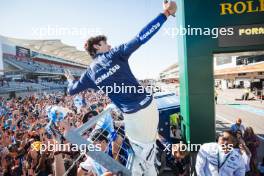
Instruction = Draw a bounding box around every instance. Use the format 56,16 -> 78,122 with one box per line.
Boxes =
0,0 -> 178,79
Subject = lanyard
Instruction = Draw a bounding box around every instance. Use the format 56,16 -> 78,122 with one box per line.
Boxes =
218,149 -> 232,172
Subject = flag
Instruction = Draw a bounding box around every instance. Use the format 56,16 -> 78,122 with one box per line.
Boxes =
46,106 -> 72,123
95,112 -> 114,134
74,95 -> 85,112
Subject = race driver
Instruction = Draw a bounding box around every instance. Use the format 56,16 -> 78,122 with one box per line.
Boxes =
65,1 -> 177,175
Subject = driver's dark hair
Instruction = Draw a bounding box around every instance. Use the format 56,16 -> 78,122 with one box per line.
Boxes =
84,35 -> 107,58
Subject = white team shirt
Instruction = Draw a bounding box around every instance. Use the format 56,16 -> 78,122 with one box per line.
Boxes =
195,143 -> 246,176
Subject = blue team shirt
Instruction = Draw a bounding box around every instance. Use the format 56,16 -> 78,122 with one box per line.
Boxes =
68,13 -> 167,113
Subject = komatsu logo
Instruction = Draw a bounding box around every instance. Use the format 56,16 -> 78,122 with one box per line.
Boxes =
95,64 -> 120,85
139,23 -> 160,41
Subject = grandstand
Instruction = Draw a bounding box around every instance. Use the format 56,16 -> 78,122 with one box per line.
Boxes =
0,35 -> 91,96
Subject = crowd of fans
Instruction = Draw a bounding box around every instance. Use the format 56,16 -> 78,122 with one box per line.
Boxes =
0,90 -> 121,176
0,89 -> 263,176
230,118 -> 261,175
196,117 -> 263,176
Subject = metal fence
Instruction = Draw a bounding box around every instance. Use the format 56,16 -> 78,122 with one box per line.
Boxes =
63,108 -> 134,176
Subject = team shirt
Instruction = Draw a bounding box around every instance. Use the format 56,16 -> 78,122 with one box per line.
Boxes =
67,13 -> 167,113
195,143 -> 246,176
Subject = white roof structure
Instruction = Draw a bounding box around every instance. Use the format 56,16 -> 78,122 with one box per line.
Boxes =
160,63 -> 179,79
1,35 -> 92,65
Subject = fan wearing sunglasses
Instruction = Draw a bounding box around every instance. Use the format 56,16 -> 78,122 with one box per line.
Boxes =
196,130 -> 246,176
